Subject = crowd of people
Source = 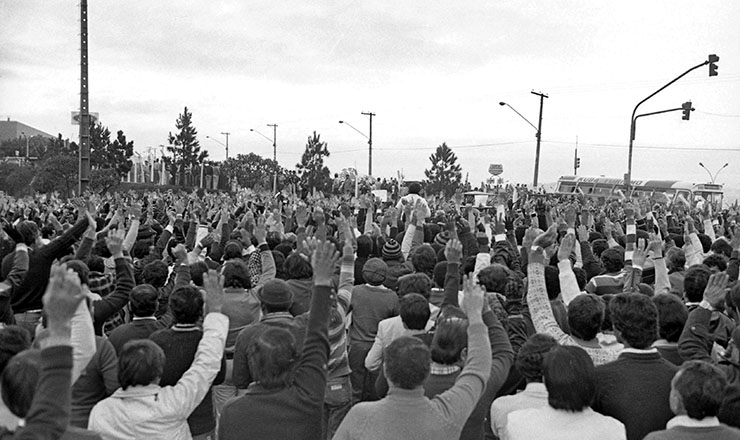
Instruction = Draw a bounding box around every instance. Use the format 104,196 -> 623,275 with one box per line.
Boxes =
0,180 -> 738,440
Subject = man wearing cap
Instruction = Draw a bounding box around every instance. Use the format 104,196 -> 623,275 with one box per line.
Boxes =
381,239 -> 408,290
232,278 -> 307,390
348,258 -> 399,403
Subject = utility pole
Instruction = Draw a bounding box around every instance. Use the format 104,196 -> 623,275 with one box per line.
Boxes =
574,136 -> 579,175
361,111 -> 375,175
267,124 -> 278,193
78,0 -> 91,194
531,91 -> 548,188
220,132 -> 230,159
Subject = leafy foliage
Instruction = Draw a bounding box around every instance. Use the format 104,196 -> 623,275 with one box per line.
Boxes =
0,163 -> 35,197
32,154 -> 79,198
424,142 -> 462,198
167,106 -> 207,184
89,168 -> 123,194
296,131 -> 331,195
221,153 -> 283,190
90,123 -> 134,177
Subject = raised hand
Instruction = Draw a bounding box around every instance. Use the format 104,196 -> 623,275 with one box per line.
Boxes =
312,240 -> 340,287
202,269 -> 225,314
253,216 -> 267,244
558,233 -> 576,262
172,243 -> 189,263
461,274 -> 484,322
703,271 -> 729,309
577,224 -> 589,243
444,238 -> 463,264
564,204 -> 577,228
647,233 -> 663,258
632,238 -> 648,267
105,228 -> 126,258
43,265 -> 86,341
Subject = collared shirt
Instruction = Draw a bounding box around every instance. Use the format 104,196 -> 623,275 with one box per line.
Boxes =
430,363 -> 461,375
132,316 -> 157,321
621,347 -> 659,355
490,382 -> 549,438
666,415 -> 720,429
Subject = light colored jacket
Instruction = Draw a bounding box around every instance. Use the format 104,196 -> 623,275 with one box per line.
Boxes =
88,313 -> 228,440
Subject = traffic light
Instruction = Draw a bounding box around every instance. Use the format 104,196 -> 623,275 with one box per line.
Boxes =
708,54 -> 719,77
575,157 -> 581,169
682,101 -> 693,120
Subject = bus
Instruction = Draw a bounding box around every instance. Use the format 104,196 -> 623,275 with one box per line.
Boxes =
553,175 -> 724,206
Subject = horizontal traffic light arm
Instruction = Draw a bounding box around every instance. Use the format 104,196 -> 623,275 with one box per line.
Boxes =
632,105 -> 693,141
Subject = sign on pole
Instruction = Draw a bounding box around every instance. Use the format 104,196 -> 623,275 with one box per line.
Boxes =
488,164 -> 503,176
71,112 -> 99,125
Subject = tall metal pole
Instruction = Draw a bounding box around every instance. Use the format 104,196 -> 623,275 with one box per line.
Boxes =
267,124 -> 278,193
220,132 -> 230,159
78,0 -> 91,194
362,111 -> 375,175
531,91 -> 548,188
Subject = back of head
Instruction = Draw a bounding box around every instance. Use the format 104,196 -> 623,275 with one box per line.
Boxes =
142,260 -> 169,288
397,273 -> 432,299
118,340 -> 165,390
433,261 -> 447,289
87,255 -> 105,273
652,294 -> 688,343
544,265 -> 561,300
591,239 -> 609,259
16,221 -> 38,246
222,260 -> 252,289
169,285 -> 204,325
666,247 -> 686,272
129,284 -> 159,317
672,360 -> 727,420
247,327 -> 297,389
601,247 -> 624,273
431,315 -> 469,365
411,244 -> 437,277
356,235 -> 373,258
710,239 -> 733,259
609,293 -> 658,349
1,349 -> 41,418
567,294 -> 605,341
223,241 -> 244,260
64,259 -> 90,286
516,333 -> 558,383
702,254 -> 728,273
384,336 -> 431,389
683,264 -> 711,303
271,250 -> 287,279
400,293 -> 431,331
543,345 -> 595,412
257,279 -> 294,312
477,264 -> 510,294
363,257 -> 388,287
408,182 -> 422,195
697,233 -> 711,254
189,261 -> 209,287
572,266 -> 587,291
0,326 -> 32,374
284,253 -> 313,280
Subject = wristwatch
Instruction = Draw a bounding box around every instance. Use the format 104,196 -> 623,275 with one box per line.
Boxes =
699,300 -> 716,312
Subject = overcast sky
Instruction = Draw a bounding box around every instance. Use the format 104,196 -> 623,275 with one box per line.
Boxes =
2,0 -> 739,190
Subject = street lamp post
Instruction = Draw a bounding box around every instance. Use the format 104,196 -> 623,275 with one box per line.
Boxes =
340,112 -> 375,176
627,55 -> 720,187
699,162 -> 728,183
205,135 -> 229,159
220,132 -> 230,159
499,92 -> 548,188
250,126 -> 278,194
20,131 -> 29,159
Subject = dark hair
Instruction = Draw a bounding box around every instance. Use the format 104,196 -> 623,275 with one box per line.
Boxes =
433,262 -> 447,289
129,284 -> 159,317
609,293 -> 658,349
697,233 -> 711,254
93,238 -> 112,259
169,286 -> 204,324
666,247 -> 686,272
477,264 -> 510,294
189,261 -> 209,287
600,294 -> 615,331
543,345 -> 596,412
385,336 -> 431,389
652,294 -> 688,342
516,333 -> 558,382
1,349 -> 41,417
710,239 -> 733,259
397,273 -> 432,300
567,294 -> 605,341
16,221 -> 38,246
431,316 -> 468,364
683,265 -> 711,303
591,239 -> 609,259
601,247 -> 624,273
400,293 -> 431,331
132,240 -> 151,259
223,241 -> 244,260
142,260 -> 169,288
247,327 -> 297,389
274,244 -> 293,259
0,326 -> 31,374
284,253 -> 313,280
544,265 -> 561,300
64,259 -> 90,286
87,255 -> 105,273
674,360 -> 727,420
408,182 -> 422,195
357,235 -> 373,258
272,250 -> 287,279
222,260 -> 252,289
411,245 -> 437,278
266,231 -> 282,250
461,255 -> 477,277
118,340 -> 165,390
572,266 -> 587,291
702,254 -> 728,272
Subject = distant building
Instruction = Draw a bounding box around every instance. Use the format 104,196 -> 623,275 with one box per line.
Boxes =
0,118 -> 54,143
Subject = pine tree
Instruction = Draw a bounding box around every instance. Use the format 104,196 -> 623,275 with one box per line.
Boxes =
296,131 -> 331,195
89,122 -> 134,177
167,106 -> 207,185
424,142 -> 463,198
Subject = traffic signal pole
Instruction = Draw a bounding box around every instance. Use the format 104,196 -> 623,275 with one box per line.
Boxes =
626,56 -> 717,187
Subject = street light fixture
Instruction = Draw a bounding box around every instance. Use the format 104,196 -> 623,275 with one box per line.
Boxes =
699,162 -> 728,183
499,91 -> 547,187
205,133 -> 229,159
339,112 -> 375,175
250,126 -> 278,193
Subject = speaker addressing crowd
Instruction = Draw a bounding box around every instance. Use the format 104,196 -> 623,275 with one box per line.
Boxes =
0,180 -> 739,440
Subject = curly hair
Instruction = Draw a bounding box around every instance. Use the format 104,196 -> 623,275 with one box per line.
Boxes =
516,333 -> 558,382
609,293 -> 658,349
567,294 -> 605,341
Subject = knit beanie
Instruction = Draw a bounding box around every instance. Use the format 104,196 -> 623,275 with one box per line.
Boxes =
382,239 -> 403,261
434,231 -> 451,247
257,279 -> 294,307
362,258 -> 388,285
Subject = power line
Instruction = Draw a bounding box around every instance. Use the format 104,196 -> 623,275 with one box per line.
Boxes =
542,140 -> 740,152
694,110 -> 740,118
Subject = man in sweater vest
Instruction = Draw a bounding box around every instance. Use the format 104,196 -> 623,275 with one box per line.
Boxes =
593,293 -> 678,440
644,360 -> 740,440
